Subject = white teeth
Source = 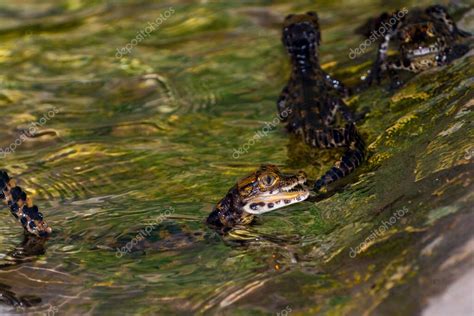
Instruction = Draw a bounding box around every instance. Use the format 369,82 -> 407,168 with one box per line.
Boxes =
282,183 -> 297,192
414,47 -> 431,55
281,179 -> 307,193
411,45 -> 438,57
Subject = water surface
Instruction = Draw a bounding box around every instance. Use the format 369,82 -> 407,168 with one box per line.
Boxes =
0,1 -> 473,315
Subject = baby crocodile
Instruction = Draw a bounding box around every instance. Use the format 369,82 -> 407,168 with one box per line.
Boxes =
278,12 -> 366,191
0,170 -> 52,237
207,165 -> 309,228
362,5 -> 471,88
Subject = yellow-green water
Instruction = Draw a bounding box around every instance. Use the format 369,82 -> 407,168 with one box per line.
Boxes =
0,1 -> 473,315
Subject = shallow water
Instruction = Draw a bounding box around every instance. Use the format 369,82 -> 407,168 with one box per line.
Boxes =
0,1 -> 473,315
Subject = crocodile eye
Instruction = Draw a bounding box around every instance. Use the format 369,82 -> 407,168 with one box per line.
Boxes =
259,174 -> 276,187
426,23 -> 435,37
401,30 -> 411,42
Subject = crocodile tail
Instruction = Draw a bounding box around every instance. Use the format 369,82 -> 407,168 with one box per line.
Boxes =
0,170 -> 52,237
355,11 -> 398,38
314,123 -> 365,191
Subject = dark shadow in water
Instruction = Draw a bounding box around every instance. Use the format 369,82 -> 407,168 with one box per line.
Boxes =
0,283 -> 42,311
0,234 -> 46,268
111,217 -> 303,257
0,234 -> 46,310
112,220 -> 220,256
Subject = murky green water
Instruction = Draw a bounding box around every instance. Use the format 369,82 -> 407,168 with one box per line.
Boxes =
0,1 -> 473,315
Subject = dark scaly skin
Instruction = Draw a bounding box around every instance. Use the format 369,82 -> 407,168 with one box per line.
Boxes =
207,165 -> 309,228
278,12 -> 366,192
363,5 -> 471,88
0,170 -> 52,237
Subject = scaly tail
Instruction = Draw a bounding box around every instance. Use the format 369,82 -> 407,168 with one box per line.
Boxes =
313,123 -> 365,191
0,170 -> 52,237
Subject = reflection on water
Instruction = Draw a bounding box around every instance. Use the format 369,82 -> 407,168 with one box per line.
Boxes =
0,282 -> 41,312
1,235 -> 46,267
0,0 -> 473,315
0,236 -> 45,313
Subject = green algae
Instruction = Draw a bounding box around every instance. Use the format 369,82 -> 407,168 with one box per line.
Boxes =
0,1 -> 473,315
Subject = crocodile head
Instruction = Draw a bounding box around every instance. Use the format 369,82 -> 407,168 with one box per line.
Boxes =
207,165 -> 309,228
400,22 -> 441,59
282,12 -> 321,62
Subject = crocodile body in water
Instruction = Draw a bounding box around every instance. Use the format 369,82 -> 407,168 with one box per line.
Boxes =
208,12 -> 367,228
278,12 -> 366,192
359,5 -> 471,88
